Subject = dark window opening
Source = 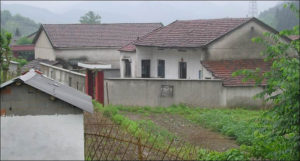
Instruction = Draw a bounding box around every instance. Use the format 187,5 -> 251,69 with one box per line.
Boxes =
179,62 -> 187,79
69,77 -> 72,86
141,60 -> 151,78
124,59 -> 131,77
157,60 -> 165,78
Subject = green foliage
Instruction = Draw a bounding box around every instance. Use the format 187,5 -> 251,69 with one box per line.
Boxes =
258,1 -> 299,31
16,36 -> 32,45
0,31 -> 13,82
233,3 -> 299,160
1,10 -> 39,37
11,57 -> 27,67
198,148 -> 250,161
79,11 -> 101,24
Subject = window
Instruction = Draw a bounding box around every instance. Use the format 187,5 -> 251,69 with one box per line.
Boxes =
124,59 -> 131,77
179,62 -> 187,79
141,60 -> 151,78
69,77 -> 72,87
199,70 -> 202,79
157,60 -> 165,78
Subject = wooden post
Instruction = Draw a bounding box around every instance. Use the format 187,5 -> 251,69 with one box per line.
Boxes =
95,71 -> 104,105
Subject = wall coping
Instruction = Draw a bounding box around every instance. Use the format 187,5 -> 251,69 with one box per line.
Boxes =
105,78 -> 223,82
40,62 -> 86,77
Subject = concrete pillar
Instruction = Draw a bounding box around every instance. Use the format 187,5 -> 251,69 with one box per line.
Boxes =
95,71 -> 104,105
85,69 -> 94,98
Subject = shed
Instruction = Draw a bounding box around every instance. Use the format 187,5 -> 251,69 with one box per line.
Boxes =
0,69 -> 93,160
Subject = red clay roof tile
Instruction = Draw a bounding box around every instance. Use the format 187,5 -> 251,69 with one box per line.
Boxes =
11,44 -> 35,51
201,59 -> 272,86
135,18 -> 251,48
40,23 -> 162,48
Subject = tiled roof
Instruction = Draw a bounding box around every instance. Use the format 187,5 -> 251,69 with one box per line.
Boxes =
11,44 -> 35,51
288,35 -> 300,40
35,23 -> 162,48
201,59 -> 272,86
119,43 -> 136,52
21,59 -> 59,73
134,18 -> 252,48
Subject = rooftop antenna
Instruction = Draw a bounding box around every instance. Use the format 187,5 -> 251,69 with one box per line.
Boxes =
248,0 -> 258,17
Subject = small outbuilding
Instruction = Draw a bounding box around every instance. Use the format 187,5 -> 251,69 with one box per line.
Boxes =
0,69 -> 93,160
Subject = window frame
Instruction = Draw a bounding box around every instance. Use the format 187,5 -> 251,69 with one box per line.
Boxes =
179,62 -> 187,79
157,59 -> 165,78
141,59 -> 151,78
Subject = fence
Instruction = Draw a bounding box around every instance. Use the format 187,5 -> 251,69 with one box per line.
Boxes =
84,112 -> 198,160
39,62 -> 86,92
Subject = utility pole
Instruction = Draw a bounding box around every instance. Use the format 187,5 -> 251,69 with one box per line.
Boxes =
248,0 -> 258,17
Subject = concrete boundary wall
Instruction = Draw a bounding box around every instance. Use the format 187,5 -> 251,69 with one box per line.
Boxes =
104,78 -> 265,108
40,63 -> 86,92
104,78 -> 226,107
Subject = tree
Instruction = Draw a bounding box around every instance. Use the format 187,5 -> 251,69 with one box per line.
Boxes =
79,11 -> 101,24
0,31 -> 13,82
233,3 -> 299,160
16,36 -> 32,45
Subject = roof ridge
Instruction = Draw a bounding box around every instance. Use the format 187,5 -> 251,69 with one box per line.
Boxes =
176,17 -> 251,22
42,22 -> 163,25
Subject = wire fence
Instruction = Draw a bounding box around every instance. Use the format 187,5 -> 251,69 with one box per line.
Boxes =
84,112 -> 198,160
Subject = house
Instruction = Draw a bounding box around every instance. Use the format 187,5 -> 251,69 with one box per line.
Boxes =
119,17 -> 291,82
33,23 -> 163,78
0,69 -> 93,160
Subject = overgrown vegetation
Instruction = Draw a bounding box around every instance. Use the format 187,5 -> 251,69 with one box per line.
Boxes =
233,3 -> 299,160
93,101 -> 270,160
0,31 -> 13,82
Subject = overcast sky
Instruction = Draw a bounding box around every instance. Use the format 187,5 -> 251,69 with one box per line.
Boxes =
2,1 -> 280,14
1,1 -> 283,24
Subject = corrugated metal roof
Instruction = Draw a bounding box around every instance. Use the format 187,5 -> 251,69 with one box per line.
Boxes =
0,69 -> 93,113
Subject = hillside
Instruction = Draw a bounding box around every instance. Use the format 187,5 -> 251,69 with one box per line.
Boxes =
1,10 -> 40,37
258,1 -> 299,31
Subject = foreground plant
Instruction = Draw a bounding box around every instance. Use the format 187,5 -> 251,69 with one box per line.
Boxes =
233,3 -> 299,160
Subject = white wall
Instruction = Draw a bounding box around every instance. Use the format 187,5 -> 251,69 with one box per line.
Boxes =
134,46 -> 214,79
1,114 -> 84,160
35,30 -> 56,61
55,48 -> 120,67
207,21 -> 269,60
35,30 -> 121,68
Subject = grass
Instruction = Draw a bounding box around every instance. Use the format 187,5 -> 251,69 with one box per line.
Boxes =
94,102 -> 269,146
92,101 -> 275,160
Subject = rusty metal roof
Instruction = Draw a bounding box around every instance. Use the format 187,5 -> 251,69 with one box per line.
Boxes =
0,69 -> 93,113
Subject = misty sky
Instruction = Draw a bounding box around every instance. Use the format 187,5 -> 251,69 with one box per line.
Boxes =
1,1 -> 282,25
2,1 -> 279,14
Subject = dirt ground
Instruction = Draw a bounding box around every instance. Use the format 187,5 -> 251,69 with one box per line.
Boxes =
121,112 -> 239,152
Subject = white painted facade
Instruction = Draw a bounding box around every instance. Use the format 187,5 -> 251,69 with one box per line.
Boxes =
121,20 -> 281,79
1,114 -> 84,160
120,47 -> 214,79
35,30 -> 56,61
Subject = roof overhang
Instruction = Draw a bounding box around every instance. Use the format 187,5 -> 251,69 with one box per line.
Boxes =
78,62 -> 112,70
